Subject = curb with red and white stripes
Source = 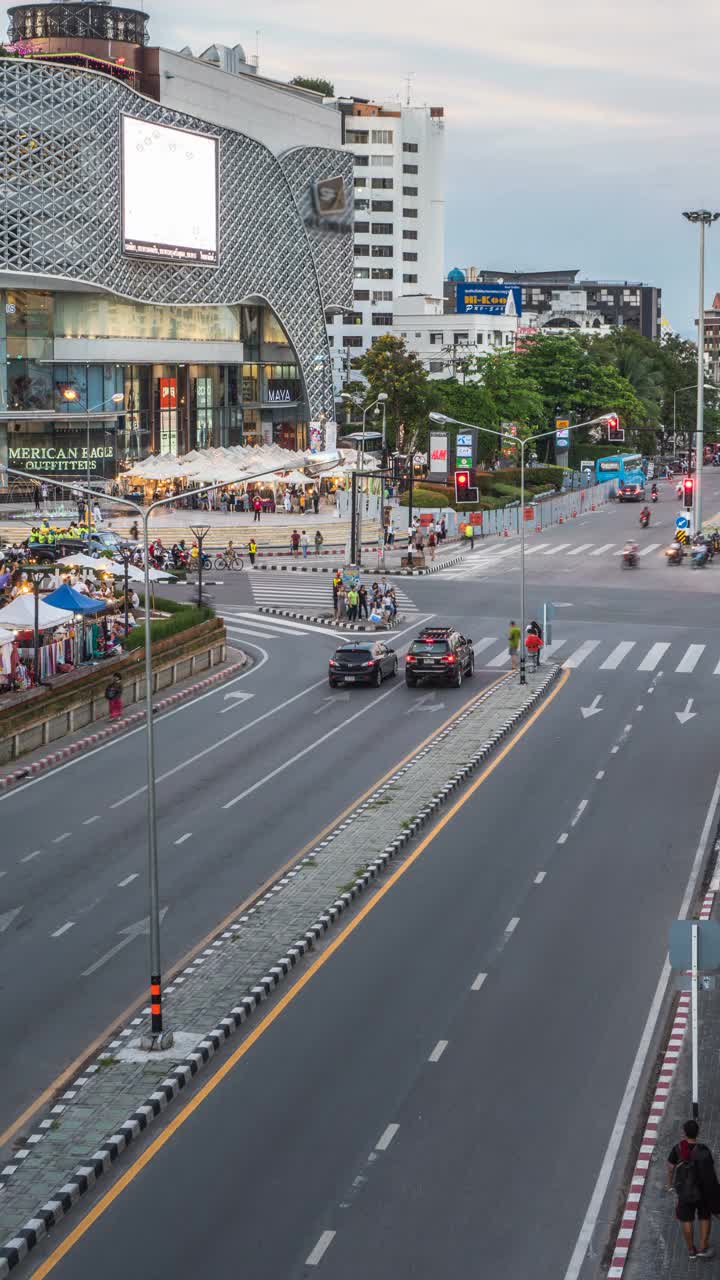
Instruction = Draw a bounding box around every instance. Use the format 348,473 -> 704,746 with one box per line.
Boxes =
606,886 -> 716,1278
0,657 -> 248,793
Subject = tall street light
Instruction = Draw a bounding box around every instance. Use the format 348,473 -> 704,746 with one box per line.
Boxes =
672,382 -> 718,458
683,209 -> 720,533
61,388 -> 125,514
430,411 -> 617,684
5,459 -> 293,1049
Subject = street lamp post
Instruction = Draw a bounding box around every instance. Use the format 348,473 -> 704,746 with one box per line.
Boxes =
61,389 -> 125,521
189,525 -> 210,608
683,210 -> 720,533
672,383 -> 717,460
430,411 -> 616,683
5,459 -> 292,1048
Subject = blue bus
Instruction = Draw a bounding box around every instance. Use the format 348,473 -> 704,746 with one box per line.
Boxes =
595,453 -> 646,495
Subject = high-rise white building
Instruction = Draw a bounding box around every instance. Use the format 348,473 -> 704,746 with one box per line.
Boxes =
325,97 -> 445,379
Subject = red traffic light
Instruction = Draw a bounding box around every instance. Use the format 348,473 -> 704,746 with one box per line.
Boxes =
683,477 -> 694,509
684,478 -> 693,489
456,470 -> 469,487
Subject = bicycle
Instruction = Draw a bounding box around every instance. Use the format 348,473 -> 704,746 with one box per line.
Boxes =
214,550 -> 245,571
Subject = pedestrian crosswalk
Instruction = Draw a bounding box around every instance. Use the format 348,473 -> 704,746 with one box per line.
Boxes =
247,573 -> 420,618
221,610 -> 336,644
472,633 -> 720,677
442,539 -> 667,577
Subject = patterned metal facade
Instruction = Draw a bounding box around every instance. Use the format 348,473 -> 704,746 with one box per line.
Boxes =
0,58 -> 354,416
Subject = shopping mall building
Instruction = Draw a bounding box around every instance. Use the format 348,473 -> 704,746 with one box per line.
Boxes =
0,2 -> 353,482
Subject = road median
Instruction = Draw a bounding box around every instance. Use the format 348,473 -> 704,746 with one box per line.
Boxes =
0,662 -> 564,1276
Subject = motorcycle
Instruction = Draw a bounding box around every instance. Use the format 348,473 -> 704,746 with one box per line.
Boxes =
651,489 -> 658,503
691,544 -> 709,569
639,510 -> 650,528
665,543 -> 683,565
622,548 -> 638,568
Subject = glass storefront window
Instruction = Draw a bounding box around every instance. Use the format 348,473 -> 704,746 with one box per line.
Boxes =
7,359 -> 53,410
262,309 -> 290,345
6,290 -> 53,360
242,363 -> 259,402
54,295 -> 241,342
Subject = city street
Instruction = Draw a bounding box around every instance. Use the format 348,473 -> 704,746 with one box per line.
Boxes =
16,477 -> 720,1278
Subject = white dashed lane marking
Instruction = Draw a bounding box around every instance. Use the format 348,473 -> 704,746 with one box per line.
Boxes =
306,1231 -> 336,1267
428,1040 -> 448,1063
376,1123 -> 400,1151
51,921 -> 75,938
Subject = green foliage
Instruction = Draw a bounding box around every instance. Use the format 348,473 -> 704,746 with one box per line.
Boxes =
125,595 -> 214,651
289,75 -> 335,96
356,335 -> 433,454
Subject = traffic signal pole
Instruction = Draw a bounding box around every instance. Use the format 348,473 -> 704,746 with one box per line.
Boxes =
695,218 -> 706,535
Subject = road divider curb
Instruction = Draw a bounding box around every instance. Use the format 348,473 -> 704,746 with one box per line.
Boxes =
257,607 -> 402,633
0,663 -> 562,1277
395,551 -> 467,575
0,657 -> 248,794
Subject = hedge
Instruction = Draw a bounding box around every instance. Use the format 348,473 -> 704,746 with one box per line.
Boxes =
125,594 -> 215,651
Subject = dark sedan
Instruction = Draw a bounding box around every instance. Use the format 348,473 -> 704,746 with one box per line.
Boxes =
329,641 -> 398,688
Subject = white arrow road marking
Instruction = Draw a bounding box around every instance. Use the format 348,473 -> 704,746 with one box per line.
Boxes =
406,693 -> 446,714
219,691 -> 255,716
82,907 -> 169,977
0,906 -> 22,934
314,693 -> 351,714
676,698 -> 697,725
580,695 -> 603,719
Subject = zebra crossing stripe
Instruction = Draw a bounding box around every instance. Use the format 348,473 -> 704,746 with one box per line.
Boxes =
676,644 -> 704,673
564,640 -> 600,668
567,543 -> 594,556
638,643 -> 670,671
485,647 -> 513,668
638,543 -> 661,557
590,543 -> 615,556
542,544 -> 571,555
600,641 -> 636,670
473,638 -> 498,657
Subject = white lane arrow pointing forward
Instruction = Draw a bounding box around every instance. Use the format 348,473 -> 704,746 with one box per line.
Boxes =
0,906 -> 22,934
82,907 -> 169,978
580,695 -> 603,719
219,691 -> 255,715
676,698 -> 697,725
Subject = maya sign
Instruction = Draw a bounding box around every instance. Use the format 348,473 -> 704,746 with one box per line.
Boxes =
429,431 -> 449,474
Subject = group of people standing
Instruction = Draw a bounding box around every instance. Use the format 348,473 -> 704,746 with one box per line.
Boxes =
507,619 -> 544,670
290,529 -> 324,558
331,573 -> 397,626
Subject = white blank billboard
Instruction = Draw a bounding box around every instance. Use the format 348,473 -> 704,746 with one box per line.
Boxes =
122,115 -> 218,265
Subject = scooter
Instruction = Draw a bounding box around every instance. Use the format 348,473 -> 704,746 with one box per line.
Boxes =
622,548 -> 638,568
691,544 -> 709,569
665,542 -> 683,565
639,509 -> 650,528
651,489 -> 658,503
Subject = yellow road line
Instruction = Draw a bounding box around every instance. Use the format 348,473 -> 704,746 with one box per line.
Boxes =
0,675 -> 506,1152
30,667 -> 569,1278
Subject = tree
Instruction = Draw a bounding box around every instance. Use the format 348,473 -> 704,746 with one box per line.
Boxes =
289,76 -> 335,97
356,335 -> 433,454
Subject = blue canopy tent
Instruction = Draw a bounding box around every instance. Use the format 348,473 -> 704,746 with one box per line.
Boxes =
43,584 -> 110,663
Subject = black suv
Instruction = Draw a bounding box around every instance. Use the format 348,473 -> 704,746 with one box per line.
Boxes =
405,626 -> 474,688
329,641 -> 398,688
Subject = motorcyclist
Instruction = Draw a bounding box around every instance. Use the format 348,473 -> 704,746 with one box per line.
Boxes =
623,540 -> 639,565
651,482 -> 658,501
640,505 -> 650,525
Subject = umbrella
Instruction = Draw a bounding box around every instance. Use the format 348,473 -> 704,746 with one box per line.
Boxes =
55,553 -> 117,574
0,627 -> 15,645
0,594 -> 70,630
43,584 -> 109,615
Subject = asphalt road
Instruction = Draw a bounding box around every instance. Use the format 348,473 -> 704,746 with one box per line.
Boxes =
26,603 -> 720,1280
0,586 -> 505,1142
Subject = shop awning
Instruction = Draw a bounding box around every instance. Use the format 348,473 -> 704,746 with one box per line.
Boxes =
43,584 -> 109,615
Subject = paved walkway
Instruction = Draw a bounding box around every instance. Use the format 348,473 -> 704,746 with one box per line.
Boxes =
0,666 -> 557,1274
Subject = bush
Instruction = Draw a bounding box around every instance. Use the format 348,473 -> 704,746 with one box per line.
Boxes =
125,595 -> 215,651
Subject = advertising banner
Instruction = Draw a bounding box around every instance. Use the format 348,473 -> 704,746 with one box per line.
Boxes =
121,115 -> 218,266
428,431 -> 449,475
555,417 -> 570,450
456,284 -> 522,316
456,430 -> 474,469
9,436 -> 115,475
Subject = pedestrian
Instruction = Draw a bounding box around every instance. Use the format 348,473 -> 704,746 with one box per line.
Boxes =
508,619 -> 521,670
667,1119 -> 719,1259
525,626 -> 542,671
314,529 -> 324,556
529,618 -> 543,664
464,521 -> 475,551
358,583 -> 369,620
313,491 -> 320,514
439,515 -> 446,542
347,585 -> 359,622
92,502 -> 102,528
332,569 -> 342,612
300,530 -> 309,559
299,491 -> 306,514
283,491 -> 292,515
253,496 -> 262,522
40,481 -> 48,509
33,485 -> 41,513
291,528 -> 301,557
105,672 -> 123,720
387,520 -> 395,548
248,536 -> 257,567
335,584 -> 347,621
428,526 -> 437,561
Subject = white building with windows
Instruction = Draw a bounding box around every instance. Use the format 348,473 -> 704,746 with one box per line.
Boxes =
393,295 -> 518,379
325,97 -> 445,375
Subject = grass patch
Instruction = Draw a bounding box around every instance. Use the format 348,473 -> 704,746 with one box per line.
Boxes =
97,1055 -> 116,1068
125,594 -> 214,651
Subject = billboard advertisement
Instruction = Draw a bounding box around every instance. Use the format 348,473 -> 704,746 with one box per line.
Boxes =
429,431 -> 449,475
555,417 -> 570,450
122,116 -> 218,265
456,284 -> 522,316
9,436 -> 115,475
456,430 -> 474,469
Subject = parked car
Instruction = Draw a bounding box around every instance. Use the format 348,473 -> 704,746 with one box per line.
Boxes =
405,625 -> 475,688
328,641 -> 398,688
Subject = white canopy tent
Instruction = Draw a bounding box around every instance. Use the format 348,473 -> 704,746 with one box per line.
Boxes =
0,595 -> 71,630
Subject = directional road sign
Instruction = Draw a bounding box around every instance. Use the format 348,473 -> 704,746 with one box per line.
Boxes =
675,514 -> 690,531
669,919 -> 720,973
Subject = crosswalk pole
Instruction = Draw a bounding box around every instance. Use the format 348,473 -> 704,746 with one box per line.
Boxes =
520,439 -> 526,684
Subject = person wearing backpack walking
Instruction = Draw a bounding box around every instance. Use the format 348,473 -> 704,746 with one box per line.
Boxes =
105,673 -> 123,721
667,1119 -> 719,1258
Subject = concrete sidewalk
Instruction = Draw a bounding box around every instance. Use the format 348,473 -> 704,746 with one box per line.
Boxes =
611,852 -> 720,1279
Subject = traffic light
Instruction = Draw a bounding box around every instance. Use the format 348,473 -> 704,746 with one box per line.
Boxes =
683,476 -> 694,509
606,414 -> 624,442
454,469 -> 470,503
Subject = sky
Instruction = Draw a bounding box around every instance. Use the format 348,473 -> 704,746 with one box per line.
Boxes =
148,0 -> 720,337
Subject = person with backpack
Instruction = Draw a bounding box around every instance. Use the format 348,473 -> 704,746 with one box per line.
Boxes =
105,672 -> 123,721
667,1119 -> 719,1259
